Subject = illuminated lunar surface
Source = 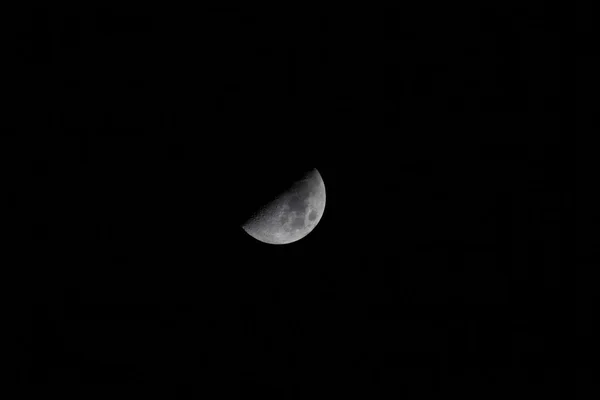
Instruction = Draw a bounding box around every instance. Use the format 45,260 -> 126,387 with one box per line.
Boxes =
242,169 -> 326,245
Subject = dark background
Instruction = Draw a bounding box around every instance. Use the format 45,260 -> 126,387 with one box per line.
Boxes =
7,5 -> 571,397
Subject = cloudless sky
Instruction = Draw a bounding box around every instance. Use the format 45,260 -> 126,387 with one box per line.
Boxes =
9,6 -> 570,396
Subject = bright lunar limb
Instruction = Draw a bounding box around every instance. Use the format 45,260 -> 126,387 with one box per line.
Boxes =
242,169 -> 326,245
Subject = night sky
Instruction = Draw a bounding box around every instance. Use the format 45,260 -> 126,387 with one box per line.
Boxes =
9,6 -> 571,397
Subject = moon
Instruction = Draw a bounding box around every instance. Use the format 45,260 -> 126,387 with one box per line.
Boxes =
242,168 -> 326,245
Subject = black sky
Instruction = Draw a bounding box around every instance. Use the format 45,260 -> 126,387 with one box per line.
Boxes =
8,6 -> 570,396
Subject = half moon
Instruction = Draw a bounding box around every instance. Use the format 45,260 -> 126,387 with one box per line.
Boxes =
242,169 -> 326,245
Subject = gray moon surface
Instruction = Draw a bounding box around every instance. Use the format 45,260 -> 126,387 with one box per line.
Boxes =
242,169 -> 326,245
